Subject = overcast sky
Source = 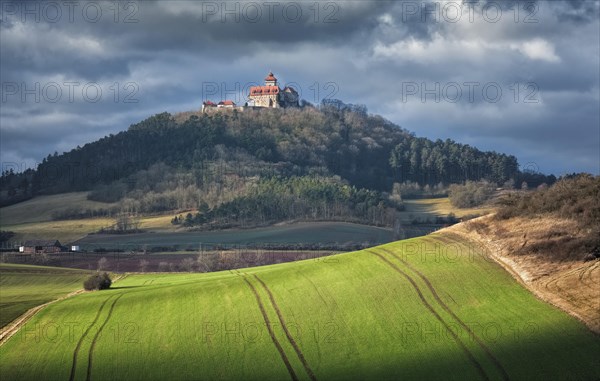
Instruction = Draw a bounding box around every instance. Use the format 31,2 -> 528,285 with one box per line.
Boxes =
1,0 -> 599,176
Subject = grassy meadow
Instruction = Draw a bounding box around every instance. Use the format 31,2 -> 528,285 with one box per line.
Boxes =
1,233 -> 598,380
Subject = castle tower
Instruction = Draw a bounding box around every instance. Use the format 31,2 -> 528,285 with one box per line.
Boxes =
248,72 -> 298,108
265,71 -> 277,87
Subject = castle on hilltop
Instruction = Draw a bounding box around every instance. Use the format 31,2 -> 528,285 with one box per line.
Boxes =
202,72 -> 299,112
248,72 -> 299,108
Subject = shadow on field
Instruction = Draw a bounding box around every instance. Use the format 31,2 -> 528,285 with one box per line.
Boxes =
110,286 -> 144,290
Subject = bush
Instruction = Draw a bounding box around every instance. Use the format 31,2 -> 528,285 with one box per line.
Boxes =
83,272 -> 112,291
496,174 -> 600,226
449,180 -> 495,208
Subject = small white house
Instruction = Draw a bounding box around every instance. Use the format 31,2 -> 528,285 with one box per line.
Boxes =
19,246 -> 25,253
71,245 -> 80,252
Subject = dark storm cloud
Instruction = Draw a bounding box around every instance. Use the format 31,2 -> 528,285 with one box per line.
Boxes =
1,0 -> 599,175
555,0 -> 600,23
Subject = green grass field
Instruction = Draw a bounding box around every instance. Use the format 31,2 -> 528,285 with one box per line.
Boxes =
1,233 -> 598,380
0,264 -> 90,328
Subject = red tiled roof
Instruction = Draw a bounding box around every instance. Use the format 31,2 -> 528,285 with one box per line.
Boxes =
218,100 -> 236,106
203,100 -> 216,106
249,86 -> 280,96
265,72 -> 277,81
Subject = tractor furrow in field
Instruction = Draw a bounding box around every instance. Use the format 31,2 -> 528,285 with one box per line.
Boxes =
235,272 -> 299,381
69,294 -> 115,381
544,270 -> 597,311
86,293 -> 124,381
368,250 -> 490,381
380,248 -> 510,381
578,261 -> 598,290
253,274 -> 318,381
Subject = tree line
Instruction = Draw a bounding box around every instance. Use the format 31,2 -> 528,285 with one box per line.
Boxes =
1,104 -> 556,218
172,176 -> 401,228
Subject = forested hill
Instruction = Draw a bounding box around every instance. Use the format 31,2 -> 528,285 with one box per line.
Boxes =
1,104 -> 553,219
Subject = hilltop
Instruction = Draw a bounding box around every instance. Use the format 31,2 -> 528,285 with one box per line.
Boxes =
1,103 -> 553,231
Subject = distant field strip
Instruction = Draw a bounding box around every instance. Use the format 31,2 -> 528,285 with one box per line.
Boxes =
73,222 -> 394,249
367,250 -> 490,381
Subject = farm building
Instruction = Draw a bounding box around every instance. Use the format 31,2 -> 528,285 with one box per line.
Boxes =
19,240 -> 64,254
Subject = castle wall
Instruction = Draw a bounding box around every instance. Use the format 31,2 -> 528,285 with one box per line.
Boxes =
251,94 -> 280,108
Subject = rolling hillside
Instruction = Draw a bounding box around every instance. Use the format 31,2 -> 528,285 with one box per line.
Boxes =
1,233 -> 598,380
2,106 -> 549,232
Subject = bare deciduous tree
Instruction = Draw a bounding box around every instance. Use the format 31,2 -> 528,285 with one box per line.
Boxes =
97,257 -> 108,271
139,259 -> 149,272
180,258 -> 195,272
196,252 -> 218,273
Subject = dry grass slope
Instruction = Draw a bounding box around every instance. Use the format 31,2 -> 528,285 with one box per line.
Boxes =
447,215 -> 600,333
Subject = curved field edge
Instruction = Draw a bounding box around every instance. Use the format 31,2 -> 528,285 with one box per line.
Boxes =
1,234 -> 599,381
444,215 -> 600,334
0,264 -> 91,328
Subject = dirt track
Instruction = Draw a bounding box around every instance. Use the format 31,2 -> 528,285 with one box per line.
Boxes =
86,294 -> 124,381
0,289 -> 85,346
235,271 -> 299,381
379,247 -> 510,381
253,274 -> 318,381
368,250 -> 490,381
1,274 -> 127,350
69,295 -> 115,381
